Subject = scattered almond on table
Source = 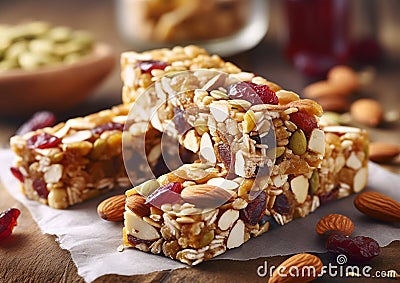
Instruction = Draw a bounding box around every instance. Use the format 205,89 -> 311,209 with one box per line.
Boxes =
268,253 -> 323,283
350,98 -> 384,127
354,191 -> 400,222
315,213 -> 354,236
97,194 -> 126,222
369,142 -> 400,163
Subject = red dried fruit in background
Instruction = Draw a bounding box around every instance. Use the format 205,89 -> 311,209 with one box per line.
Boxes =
326,233 -> 380,263
26,133 -> 61,149
10,167 -> 24,183
145,182 -> 183,208
92,122 -> 124,136
16,111 -> 57,136
289,111 -> 318,136
273,194 -> 291,215
33,178 -> 49,199
137,60 -> 169,74
228,81 -> 278,105
240,191 -> 266,225
0,208 -> 21,241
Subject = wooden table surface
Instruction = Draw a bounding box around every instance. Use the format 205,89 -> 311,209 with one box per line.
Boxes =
1,1 -> 399,282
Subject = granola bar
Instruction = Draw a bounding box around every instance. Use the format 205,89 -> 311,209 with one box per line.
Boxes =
120,45 -> 283,104
319,126 -> 369,200
122,123 -> 369,266
10,104 -> 162,209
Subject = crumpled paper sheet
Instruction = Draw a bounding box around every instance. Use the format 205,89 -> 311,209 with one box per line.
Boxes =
0,149 -> 399,282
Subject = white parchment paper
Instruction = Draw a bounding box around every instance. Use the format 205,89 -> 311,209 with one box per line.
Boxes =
0,149 -> 399,282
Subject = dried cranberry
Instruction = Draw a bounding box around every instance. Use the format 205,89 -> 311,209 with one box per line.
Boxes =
0,208 -> 21,241
137,60 -> 169,74
318,188 -> 338,205
16,111 -> 56,136
92,122 -> 124,136
273,194 -> 290,215
289,111 -> 318,136
247,82 -> 279,105
217,143 -> 232,170
173,107 -> 191,134
145,182 -> 183,208
127,234 -> 154,246
33,178 -> 49,199
26,133 -> 61,149
326,233 -> 380,263
240,191 -> 266,225
10,167 -> 24,183
228,81 -> 278,105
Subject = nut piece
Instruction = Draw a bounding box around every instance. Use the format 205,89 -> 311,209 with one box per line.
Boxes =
97,194 -> 126,222
354,191 -> 400,222
350,99 -> 383,127
269,253 -> 323,283
181,184 -> 233,208
290,175 -> 309,204
226,219 -> 245,249
316,214 -> 354,236
124,210 -> 160,241
126,194 -> 150,217
369,142 -> 400,163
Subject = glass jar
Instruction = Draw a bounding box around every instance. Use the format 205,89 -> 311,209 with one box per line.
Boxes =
115,0 -> 268,56
283,0 -> 351,77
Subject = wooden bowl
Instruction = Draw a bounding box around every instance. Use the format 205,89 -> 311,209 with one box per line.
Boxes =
0,43 -> 115,116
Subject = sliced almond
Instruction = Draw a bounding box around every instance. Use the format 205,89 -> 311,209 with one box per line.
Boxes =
210,101 -> 230,123
183,129 -> 200,153
43,164 -> 63,183
308,128 -> 325,155
226,219 -> 245,249
62,130 -> 92,144
218,209 -> 239,231
353,167 -> 368,193
346,152 -> 362,170
200,132 -> 216,164
290,175 -> 309,204
207,178 -> 239,191
124,210 -> 160,241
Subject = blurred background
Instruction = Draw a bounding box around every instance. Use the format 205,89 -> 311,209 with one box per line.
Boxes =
0,0 -> 399,149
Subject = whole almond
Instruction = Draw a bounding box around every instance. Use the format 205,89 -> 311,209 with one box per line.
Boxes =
181,184 -> 233,208
316,214 -> 354,236
315,96 -> 349,112
303,80 -> 351,99
126,194 -> 150,217
268,253 -> 323,283
327,65 -> 360,92
350,98 -> 383,127
97,194 -> 126,222
369,142 -> 400,163
354,191 -> 400,222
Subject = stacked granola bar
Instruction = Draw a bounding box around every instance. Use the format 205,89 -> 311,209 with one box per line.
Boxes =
118,46 -> 369,264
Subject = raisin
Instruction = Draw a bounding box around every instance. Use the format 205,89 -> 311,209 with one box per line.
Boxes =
217,143 -> 232,170
326,233 -> 380,263
289,111 -> 318,136
273,194 -> 290,215
137,60 -> 169,74
92,122 -> 124,136
228,81 -> 278,105
127,234 -> 153,246
26,133 -> 61,149
240,191 -> 266,225
0,208 -> 21,241
318,188 -> 338,205
173,107 -> 190,134
33,178 -> 49,199
145,182 -> 183,208
10,167 -> 24,183
16,111 -> 56,136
